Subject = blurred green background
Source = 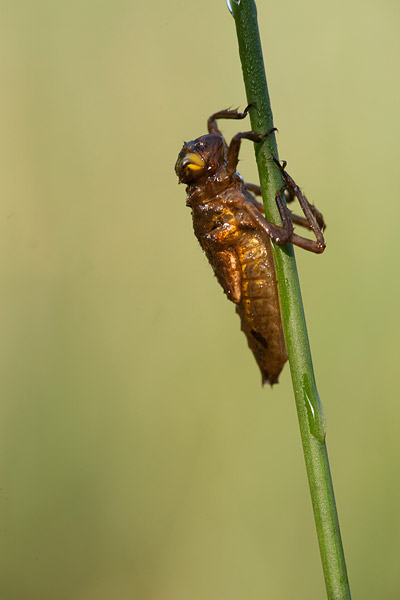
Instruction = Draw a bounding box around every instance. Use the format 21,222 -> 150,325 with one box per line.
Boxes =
1,1 -> 399,598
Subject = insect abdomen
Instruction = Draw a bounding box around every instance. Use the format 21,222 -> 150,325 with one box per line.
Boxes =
235,232 -> 287,385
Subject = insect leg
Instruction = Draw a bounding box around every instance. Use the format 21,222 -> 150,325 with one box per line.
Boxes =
246,196 -> 326,253
242,186 -> 325,253
232,195 -> 294,246
273,160 -> 325,253
305,202 -> 325,232
226,129 -> 277,174
274,159 -> 326,230
207,104 -> 254,136
241,181 -> 293,243
281,185 -> 326,234
244,182 -> 262,196
245,180 -> 325,233
242,183 -> 264,213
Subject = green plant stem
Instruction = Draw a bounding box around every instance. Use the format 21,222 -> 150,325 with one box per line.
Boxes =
230,2 -> 351,598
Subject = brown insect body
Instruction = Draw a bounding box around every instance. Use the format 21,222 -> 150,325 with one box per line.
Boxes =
186,162 -> 286,385
175,107 -> 325,385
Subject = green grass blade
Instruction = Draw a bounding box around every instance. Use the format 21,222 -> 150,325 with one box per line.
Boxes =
230,1 -> 351,598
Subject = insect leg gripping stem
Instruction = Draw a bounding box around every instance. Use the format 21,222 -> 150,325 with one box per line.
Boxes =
273,158 -> 326,254
207,104 -> 255,136
226,129 -> 277,174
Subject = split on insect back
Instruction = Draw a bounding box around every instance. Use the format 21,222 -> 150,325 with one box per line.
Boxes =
175,104 -> 326,386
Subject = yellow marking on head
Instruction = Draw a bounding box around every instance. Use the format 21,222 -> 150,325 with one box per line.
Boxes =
184,153 -> 205,169
186,163 -> 203,172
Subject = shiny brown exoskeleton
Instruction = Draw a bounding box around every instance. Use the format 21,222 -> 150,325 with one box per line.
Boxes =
175,106 -> 326,385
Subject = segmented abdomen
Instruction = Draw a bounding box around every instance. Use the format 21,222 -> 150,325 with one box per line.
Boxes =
192,194 -> 287,385
235,231 -> 287,385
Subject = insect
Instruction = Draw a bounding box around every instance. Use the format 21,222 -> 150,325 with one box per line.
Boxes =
175,105 -> 326,385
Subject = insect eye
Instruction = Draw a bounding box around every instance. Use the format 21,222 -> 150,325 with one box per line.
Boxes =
182,153 -> 205,172
186,163 -> 202,172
